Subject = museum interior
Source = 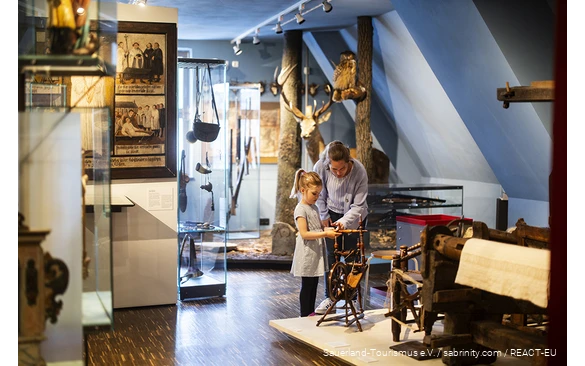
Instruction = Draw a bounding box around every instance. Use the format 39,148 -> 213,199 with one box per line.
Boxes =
17,0 -> 568,365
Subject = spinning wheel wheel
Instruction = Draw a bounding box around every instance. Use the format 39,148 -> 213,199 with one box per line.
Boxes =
329,262 -> 348,301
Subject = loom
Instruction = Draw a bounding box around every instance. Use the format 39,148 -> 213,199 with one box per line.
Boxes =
413,219 -> 550,365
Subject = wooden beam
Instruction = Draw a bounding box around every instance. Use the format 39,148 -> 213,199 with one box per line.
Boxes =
433,288 -> 479,303
471,320 -> 548,365
497,80 -> 555,108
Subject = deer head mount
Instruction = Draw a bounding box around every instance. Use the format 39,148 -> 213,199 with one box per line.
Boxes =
277,64 -> 333,139
298,83 -> 321,97
309,83 -> 320,97
259,81 -> 265,96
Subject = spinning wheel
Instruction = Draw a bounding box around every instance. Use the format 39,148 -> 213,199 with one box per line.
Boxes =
316,217 -> 368,331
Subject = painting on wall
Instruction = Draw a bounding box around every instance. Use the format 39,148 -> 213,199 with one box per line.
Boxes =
109,21 -> 177,179
260,102 -> 280,164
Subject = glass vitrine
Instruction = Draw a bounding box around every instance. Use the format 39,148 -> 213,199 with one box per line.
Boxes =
177,58 -> 229,300
365,183 -> 464,251
227,82 -> 261,239
19,0 -> 117,74
367,183 -> 464,230
19,106 -> 112,363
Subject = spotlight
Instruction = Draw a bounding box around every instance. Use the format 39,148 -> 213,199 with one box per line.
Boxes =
295,13 -> 305,24
233,40 -> 242,55
275,15 -> 284,34
252,28 -> 261,45
322,0 -> 332,13
295,3 -> 305,24
130,0 -> 147,6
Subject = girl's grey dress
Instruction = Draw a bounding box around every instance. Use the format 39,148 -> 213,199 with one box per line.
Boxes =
290,203 -> 326,277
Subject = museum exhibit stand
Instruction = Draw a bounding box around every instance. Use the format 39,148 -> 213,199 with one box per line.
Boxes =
18,1 -> 117,363
176,58 -> 229,300
227,82 -> 262,239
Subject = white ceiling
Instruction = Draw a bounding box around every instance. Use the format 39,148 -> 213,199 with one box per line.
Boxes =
146,0 -> 394,41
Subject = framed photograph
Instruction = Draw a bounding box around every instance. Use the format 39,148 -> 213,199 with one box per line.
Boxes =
110,21 -> 177,179
259,102 -> 280,164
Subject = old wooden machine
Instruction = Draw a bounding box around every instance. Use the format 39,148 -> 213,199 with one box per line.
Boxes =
412,219 -> 550,365
18,213 -> 70,365
387,219 -> 470,343
316,217 -> 369,331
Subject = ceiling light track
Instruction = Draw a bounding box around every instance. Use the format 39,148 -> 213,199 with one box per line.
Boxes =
229,0 -> 333,53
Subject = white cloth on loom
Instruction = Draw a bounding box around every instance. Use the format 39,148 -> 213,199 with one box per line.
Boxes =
454,238 -> 550,308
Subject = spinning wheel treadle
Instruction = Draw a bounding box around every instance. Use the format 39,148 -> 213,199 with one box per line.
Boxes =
316,217 -> 368,331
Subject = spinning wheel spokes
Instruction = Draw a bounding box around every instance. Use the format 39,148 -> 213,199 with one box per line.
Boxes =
329,261 -> 348,301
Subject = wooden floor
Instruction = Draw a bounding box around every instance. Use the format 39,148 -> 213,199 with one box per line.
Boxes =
85,268 -> 391,366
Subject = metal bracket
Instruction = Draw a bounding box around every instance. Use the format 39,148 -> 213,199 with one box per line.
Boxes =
497,80 -> 555,108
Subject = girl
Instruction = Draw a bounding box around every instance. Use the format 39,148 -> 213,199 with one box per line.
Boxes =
289,169 -> 341,317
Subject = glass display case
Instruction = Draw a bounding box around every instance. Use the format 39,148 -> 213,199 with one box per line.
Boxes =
367,183 -> 465,270
19,48 -> 114,361
177,58 -> 229,300
78,105 -> 113,330
367,183 -> 464,230
227,82 -> 261,239
19,0 -> 117,75
19,107 -> 112,362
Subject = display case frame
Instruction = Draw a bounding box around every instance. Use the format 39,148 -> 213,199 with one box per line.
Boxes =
177,58 -> 229,301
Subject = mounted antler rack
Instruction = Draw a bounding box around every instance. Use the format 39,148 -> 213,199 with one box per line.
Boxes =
276,63 -> 334,165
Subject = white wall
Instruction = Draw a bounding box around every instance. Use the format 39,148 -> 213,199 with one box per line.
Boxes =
20,112 -> 84,363
107,4 -> 179,308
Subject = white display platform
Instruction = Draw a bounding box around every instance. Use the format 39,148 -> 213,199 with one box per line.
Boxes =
270,309 -> 530,365
82,291 -> 112,327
